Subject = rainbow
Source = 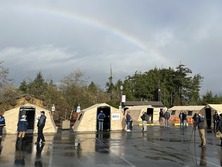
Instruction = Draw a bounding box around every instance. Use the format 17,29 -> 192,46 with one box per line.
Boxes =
27,5 -> 170,63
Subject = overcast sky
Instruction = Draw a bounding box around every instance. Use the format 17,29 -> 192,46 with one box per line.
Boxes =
1,1 -> 222,95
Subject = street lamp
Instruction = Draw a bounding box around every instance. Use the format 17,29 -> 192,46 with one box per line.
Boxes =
51,104 -> 55,117
158,88 -> 161,101
76,104 -> 81,113
120,85 -> 123,109
51,104 -> 55,112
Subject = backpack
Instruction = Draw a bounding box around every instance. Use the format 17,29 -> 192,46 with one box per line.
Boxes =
145,114 -> 149,122
141,114 -> 145,120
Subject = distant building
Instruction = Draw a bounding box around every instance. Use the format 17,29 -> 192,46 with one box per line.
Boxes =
124,101 -> 164,108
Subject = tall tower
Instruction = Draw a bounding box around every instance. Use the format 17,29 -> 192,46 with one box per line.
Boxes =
108,65 -> 113,100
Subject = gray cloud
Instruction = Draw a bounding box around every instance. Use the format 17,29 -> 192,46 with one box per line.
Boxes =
1,1 -> 222,95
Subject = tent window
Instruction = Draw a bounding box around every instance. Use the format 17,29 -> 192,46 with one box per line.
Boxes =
78,113 -> 82,121
171,110 -> 176,115
188,111 -> 193,116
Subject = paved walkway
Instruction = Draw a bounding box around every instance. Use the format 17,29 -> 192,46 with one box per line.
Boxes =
0,126 -> 222,167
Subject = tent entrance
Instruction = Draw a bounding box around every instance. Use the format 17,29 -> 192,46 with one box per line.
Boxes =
147,108 -> 153,123
19,106 -> 35,133
205,108 -> 212,129
97,106 -> 111,131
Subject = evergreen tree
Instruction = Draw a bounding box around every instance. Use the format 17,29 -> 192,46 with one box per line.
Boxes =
19,80 -> 28,94
122,64 -> 203,107
27,72 -> 47,98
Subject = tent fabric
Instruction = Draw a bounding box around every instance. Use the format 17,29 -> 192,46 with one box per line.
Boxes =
73,103 -> 124,132
168,106 -> 205,115
169,104 -> 222,116
202,104 -> 222,129
168,105 -> 205,124
168,104 -> 222,127
125,105 -> 160,125
205,104 -> 222,114
126,106 -> 149,122
168,106 -> 205,112
4,103 -> 57,134
169,105 -> 205,113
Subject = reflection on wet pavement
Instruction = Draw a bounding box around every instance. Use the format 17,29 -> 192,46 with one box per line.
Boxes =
0,127 -> 222,166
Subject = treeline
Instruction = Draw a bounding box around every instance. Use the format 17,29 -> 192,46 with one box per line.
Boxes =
0,68 -> 111,120
0,61 -> 221,120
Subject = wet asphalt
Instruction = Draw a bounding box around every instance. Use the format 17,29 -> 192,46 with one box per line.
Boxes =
0,126 -> 222,167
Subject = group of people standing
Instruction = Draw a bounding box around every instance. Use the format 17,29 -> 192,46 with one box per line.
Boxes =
125,108 -> 172,132
159,108 -> 171,127
16,110 -> 47,145
97,108 -> 222,149
0,110 -> 46,148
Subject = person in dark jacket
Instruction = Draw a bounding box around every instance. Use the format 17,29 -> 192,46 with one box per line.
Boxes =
164,109 -> 170,127
179,111 -> 183,128
0,114 -> 5,136
17,115 -> 28,142
35,111 -> 46,144
213,111 -> 219,132
217,114 -> 222,147
193,113 -> 206,147
141,112 -> 149,132
182,111 -> 187,128
126,112 -> 132,132
159,109 -> 165,127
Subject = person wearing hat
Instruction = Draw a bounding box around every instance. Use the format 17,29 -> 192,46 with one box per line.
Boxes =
35,111 -> 46,144
17,115 -> 28,142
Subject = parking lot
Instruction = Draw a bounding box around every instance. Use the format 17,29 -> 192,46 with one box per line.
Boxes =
0,126 -> 222,167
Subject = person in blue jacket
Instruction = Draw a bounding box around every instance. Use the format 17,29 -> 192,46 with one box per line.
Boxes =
97,110 -> 106,131
0,114 -> 5,136
17,115 -> 28,142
